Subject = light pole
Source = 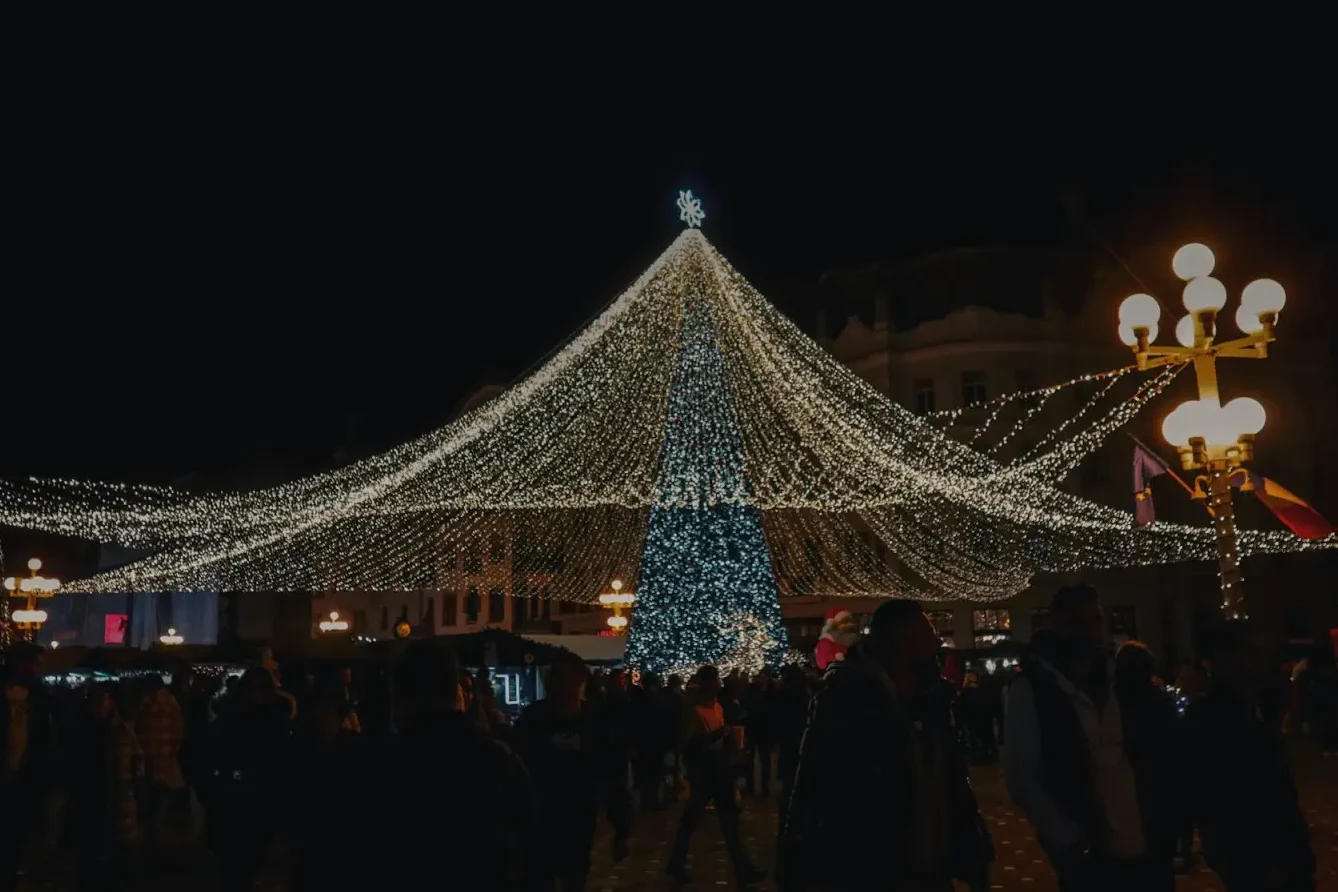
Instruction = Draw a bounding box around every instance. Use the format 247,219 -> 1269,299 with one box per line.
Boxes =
1117,243 -> 1286,619
158,627 -> 184,646
598,579 -> 636,634
3,558 -> 61,642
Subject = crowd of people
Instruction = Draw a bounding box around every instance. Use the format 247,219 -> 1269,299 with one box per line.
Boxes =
0,584 -> 1334,891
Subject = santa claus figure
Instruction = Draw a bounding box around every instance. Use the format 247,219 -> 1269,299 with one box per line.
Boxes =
814,608 -> 859,670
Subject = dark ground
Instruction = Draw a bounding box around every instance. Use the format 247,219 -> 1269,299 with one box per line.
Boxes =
14,740 -> 1338,891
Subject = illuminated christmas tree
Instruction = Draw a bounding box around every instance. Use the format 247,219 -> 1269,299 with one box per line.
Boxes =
625,299 -> 787,674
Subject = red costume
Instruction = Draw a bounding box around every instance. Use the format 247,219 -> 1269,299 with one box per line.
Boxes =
814,608 -> 858,670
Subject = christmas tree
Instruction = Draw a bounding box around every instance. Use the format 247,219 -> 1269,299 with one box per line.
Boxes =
625,298 -> 787,674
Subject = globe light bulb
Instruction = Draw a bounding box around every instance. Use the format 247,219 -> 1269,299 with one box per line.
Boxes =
1235,304 -> 1264,334
1202,403 -> 1239,447
1118,320 -> 1158,346
1172,243 -> 1215,281
1175,315 -> 1196,348
1162,401 -> 1196,447
1182,276 -> 1228,313
611,579 -> 623,591
1118,293 -> 1161,328
1223,397 -> 1266,436
27,558 -> 42,571
1241,278 -> 1286,314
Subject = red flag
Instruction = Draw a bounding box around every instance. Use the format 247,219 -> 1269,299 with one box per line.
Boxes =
1237,471 -> 1336,540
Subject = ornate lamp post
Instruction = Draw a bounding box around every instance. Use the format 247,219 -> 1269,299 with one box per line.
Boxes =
3,558 -> 61,641
598,579 -> 636,634
319,611 -> 350,634
158,627 -> 184,646
1117,243 -> 1286,618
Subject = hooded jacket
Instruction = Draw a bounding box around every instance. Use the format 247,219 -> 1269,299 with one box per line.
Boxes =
780,644 -> 992,891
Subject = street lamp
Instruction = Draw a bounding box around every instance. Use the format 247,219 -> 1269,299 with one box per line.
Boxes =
159,627 -> 184,646
598,578 -> 636,634
319,611 -> 350,633
4,558 -> 61,641
1117,243 -> 1286,619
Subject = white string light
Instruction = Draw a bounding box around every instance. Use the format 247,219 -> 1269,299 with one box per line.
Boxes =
0,229 -> 1329,602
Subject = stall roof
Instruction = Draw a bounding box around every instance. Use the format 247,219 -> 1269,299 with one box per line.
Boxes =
521,634 -> 626,664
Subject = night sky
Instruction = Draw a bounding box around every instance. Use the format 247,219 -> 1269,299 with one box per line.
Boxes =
8,113 -> 1334,492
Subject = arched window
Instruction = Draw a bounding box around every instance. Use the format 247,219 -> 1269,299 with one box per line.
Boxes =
465,587 -> 481,624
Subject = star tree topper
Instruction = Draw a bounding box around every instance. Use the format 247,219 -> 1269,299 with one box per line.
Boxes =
677,189 -> 705,228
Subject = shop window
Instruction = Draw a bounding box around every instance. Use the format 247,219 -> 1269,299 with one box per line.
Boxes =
928,609 -> 955,646
972,608 -> 1011,647
914,378 -> 936,415
961,370 -> 988,406
465,587 -> 481,624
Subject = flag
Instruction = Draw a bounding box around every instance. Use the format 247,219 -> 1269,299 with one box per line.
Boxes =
1132,442 -> 1172,526
1235,470 -> 1336,540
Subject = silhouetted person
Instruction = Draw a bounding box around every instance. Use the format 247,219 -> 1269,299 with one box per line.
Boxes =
66,683 -> 140,892
1186,620 -> 1316,891
369,640 -> 537,891
203,667 -> 291,892
667,665 -> 763,888
287,689 -> 366,892
743,669 -> 777,795
774,664 -> 810,810
630,672 -> 670,810
781,599 -> 992,892
1005,586 -> 1173,891
513,652 -> 629,891
0,645 -> 52,892
1113,640 -> 1179,889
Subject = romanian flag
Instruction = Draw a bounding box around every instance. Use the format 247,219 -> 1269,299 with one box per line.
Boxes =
1235,471 -> 1336,540
1132,441 -> 1171,526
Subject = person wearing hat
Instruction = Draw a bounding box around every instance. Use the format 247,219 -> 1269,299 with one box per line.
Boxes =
814,609 -> 858,670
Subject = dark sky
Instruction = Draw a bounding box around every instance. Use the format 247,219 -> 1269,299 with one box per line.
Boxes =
7,108 -> 1334,488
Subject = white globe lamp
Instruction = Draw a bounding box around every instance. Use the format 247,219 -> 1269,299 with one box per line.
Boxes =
1172,243 -> 1215,281
1183,277 -> 1228,314
1241,278 -> 1286,315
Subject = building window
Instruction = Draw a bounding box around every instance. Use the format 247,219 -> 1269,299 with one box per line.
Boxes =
1108,606 -> 1136,642
972,608 -> 1011,647
927,609 -> 955,646
353,610 -> 367,633
380,606 -> 389,631
488,588 -> 506,623
961,370 -> 988,406
463,546 -> 482,574
443,594 -> 458,627
913,378 -> 936,415
488,534 -> 506,564
465,587 -> 481,624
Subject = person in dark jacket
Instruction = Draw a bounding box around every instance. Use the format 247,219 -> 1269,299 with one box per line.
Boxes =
0,646 -> 52,892
204,667 -> 292,892
629,672 -> 671,811
1186,620 -> 1316,892
513,651 -> 629,892
1003,586 -> 1173,892
780,599 -> 993,892
367,640 -> 539,892
774,664 -> 810,808
666,665 -> 764,888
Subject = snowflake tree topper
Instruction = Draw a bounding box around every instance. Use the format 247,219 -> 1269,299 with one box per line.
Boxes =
677,189 -> 705,228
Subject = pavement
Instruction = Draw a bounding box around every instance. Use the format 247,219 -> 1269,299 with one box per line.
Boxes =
15,741 -> 1338,891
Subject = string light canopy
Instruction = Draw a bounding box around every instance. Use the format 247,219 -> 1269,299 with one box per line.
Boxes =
0,197 -> 1331,608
